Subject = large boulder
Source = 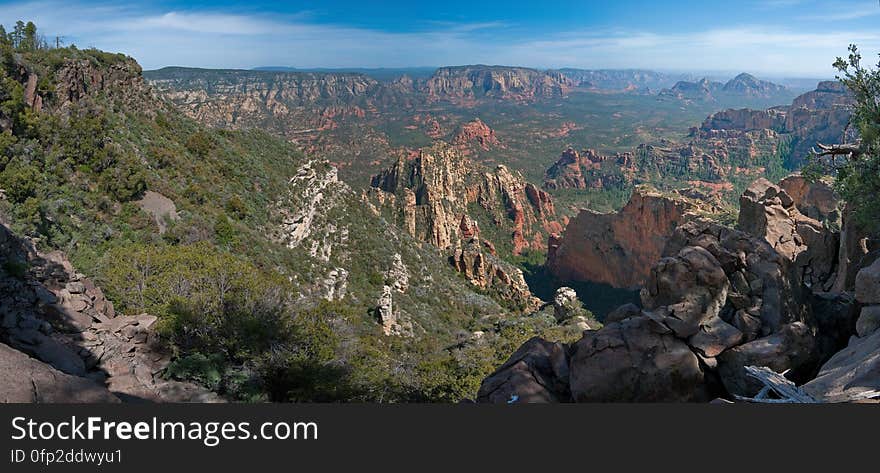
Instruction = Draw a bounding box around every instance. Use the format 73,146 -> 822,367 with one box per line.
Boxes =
476,337 -> 570,403
569,316 -> 707,402
778,175 -> 840,224
0,342 -> 120,403
738,178 -> 838,291
855,259 -> 880,305
803,328 -> 880,402
552,287 -> 582,322
641,245 -> 729,338
716,322 -> 816,396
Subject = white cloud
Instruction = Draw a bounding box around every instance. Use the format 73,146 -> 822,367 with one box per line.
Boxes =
0,1 -> 877,75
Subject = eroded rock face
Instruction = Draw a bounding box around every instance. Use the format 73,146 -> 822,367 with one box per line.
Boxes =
569,316 -> 707,402
803,328 -> 880,402
422,66 -> 573,104
738,178 -> 839,291
54,58 -> 155,114
450,240 -> 541,311
368,143 -> 559,254
366,142 -> 558,308
476,337 -> 570,403
453,118 -> 500,151
375,285 -> 413,337
543,148 -> 631,190
778,175 -> 840,224
278,160 -> 345,249
547,187 -> 699,289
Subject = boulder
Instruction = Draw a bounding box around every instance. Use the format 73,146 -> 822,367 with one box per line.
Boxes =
716,322 -> 816,396
476,337 -> 570,403
856,306 -> 880,338
738,178 -> 839,291
552,287 -> 581,322
802,328 -> 880,402
855,259 -> 880,304
0,342 -> 119,403
605,303 -> 642,324
569,316 -> 707,402
641,245 -> 729,338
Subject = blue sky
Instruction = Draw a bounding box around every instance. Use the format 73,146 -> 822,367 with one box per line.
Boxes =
1,0 -> 879,76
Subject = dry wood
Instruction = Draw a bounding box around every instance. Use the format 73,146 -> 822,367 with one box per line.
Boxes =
732,366 -> 819,403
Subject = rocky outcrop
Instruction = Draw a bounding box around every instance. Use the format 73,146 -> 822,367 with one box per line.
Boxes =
54,58 -> 155,114
546,186 -> 701,289
479,177 -> 868,403
278,160 -> 346,250
476,337 -> 570,403
421,66 -> 573,104
551,287 -> 580,322
738,178 -> 839,291
778,174 -> 840,224
569,316 -> 708,402
453,118 -> 499,151
800,260 -> 880,402
542,148 -> 633,190
450,239 -> 541,310
0,223 -> 219,403
368,142 -> 560,255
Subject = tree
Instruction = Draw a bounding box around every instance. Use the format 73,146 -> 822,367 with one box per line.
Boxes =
805,44 -> 880,232
0,25 -> 8,47
11,21 -> 24,48
21,22 -> 36,51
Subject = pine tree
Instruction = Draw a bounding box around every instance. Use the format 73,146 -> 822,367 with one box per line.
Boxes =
0,25 -> 8,46
22,21 -> 37,51
11,21 -> 24,48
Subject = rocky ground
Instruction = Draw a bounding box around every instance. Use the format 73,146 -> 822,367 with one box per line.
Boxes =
478,175 -> 880,403
0,221 -> 220,403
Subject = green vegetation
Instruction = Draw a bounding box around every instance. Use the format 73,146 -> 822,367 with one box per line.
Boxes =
805,45 -> 879,234
1,21 -> 590,402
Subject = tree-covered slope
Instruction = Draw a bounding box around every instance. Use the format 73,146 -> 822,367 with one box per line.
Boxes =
0,26 -> 584,402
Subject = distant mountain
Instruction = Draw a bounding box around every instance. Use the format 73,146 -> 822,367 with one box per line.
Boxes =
553,69 -> 683,93
420,65 -> 574,103
252,66 -> 437,82
659,73 -> 796,106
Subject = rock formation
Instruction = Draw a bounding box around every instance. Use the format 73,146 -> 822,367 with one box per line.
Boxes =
367,142 -> 560,254
421,66 -> 573,104
365,142 -> 561,307
546,186 -> 704,288
802,260 -> 880,401
476,337 -> 570,403
479,176 -> 875,403
659,73 -> 793,103
738,178 -> 839,291
453,118 -> 500,151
